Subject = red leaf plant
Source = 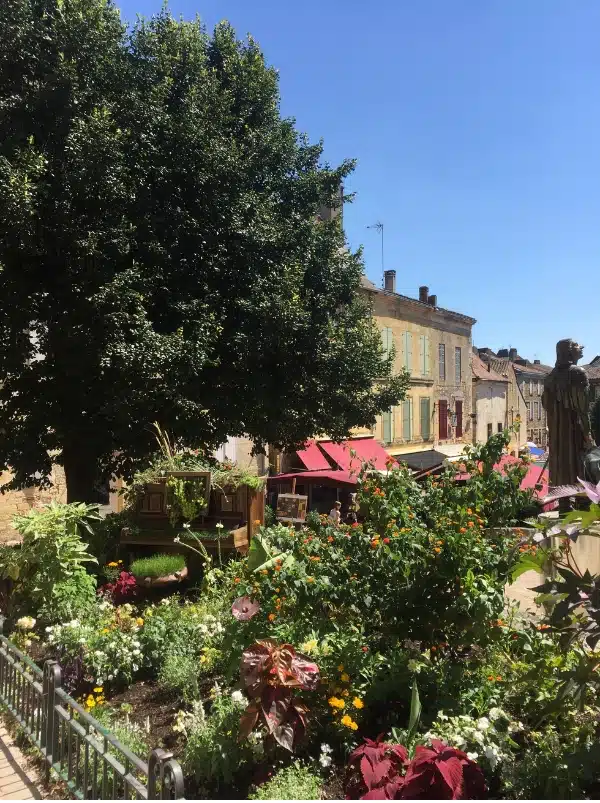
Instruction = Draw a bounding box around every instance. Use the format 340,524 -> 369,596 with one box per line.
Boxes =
346,737 -> 486,800
99,571 -> 137,604
239,639 -> 320,751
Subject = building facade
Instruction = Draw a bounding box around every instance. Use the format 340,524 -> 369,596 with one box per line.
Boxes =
584,356 -> 600,403
360,271 -> 476,460
471,354 -> 509,444
477,347 -> 551,449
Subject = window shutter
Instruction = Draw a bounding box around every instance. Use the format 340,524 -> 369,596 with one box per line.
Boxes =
438,400 -> 448,440
439,343 -> 446,380
381,328 -> 393,361
382,410 -> 392,444
402,399 -> 412,440
420,335 -> 425,374
425,336 -> 430,375
420,397 -> 431,440
455,400 -> 463,438
404,332 -> 412,372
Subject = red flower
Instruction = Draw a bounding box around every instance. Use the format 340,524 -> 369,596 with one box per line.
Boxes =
362,646 -> 369,652
383,537 -> 390,544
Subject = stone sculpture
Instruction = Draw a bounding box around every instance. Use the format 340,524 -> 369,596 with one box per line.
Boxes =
542,339 -> 592,510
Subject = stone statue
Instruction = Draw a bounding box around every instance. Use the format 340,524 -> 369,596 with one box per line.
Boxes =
542,339 -> 592,509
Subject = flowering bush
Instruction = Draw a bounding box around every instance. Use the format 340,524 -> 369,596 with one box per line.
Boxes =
44,602 -> 143,686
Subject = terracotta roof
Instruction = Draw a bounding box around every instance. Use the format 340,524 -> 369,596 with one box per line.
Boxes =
472,354 -> 507,382
360,275 -> 379,291
512,361 -> 552,375
584,363 -> 600,381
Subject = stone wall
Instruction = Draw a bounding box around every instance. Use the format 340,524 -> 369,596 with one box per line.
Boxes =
0,466 -> 67,544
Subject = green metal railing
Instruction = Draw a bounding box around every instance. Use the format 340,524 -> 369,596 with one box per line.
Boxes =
0,623 -> 184,800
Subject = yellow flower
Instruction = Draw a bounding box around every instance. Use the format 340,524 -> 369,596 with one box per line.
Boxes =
200,655 -> 208,664
337,664 -> 344,671
341,689 -> 349,697
107,562 -> 118,567
350,721 -> 358,731
306,576 -> 315,583
341,714 -> 358,729
136,618 -> 144,627
340,672 -> 350,683
353,697 -> 364,710
301,639 -> 318,654
146,609 -> 153,618
93,687 -> 103,693
328,696 -> 345,710
101,628 -> 110,634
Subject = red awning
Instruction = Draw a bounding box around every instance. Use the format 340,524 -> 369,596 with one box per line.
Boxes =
319,438 -> 393,473
267,470 -> 357,485
297,440 -> 331,471
454,455 -> 550,501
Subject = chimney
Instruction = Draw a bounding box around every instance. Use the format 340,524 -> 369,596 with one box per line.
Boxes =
509,348 -> 518,360
419,285 -> 429,303
427,294 -> 437,307
534,359 -> 540,365
384,270 -> 396,292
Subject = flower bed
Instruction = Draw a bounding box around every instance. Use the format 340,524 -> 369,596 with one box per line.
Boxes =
4,433 -> 600,799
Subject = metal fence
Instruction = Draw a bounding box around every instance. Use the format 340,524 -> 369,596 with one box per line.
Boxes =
0,630 -> 185,799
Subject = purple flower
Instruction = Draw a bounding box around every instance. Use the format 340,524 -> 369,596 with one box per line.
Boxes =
232,596 -> 260,621
577,478 -> 600,505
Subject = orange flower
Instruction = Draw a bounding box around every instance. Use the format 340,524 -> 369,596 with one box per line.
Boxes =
328,536 -> 334,543
488,675 -> 495,681
268,613 -> 276,622
468,521 -> 474,528
310,556 -> 321,562
466,508 -> 473,514
383,537 -> 390,544
234,577 -> 241,584
306,576 -> 315,583
459,527 -> 467,534
433,547 -> 441,554
496,675 -> 502,682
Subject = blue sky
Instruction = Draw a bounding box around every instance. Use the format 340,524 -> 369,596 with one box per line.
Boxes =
117,0 -> 600,366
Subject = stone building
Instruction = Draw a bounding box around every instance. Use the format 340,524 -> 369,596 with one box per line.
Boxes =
471,352 -> 528,453
477,347 -> 551,449
359,271 -> 476,463
584,356 -> 600,403
0,466 -> 67,544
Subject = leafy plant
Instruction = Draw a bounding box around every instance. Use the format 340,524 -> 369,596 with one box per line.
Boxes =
401,740 -> 486,800
100,571 -> 138,604
130,554 -> 186,580
249,761 -> 322,800
1,502 -> 99,623
158,653 -> 199,704
239,639 -> 320,751
165,475 -> 209,526
346,736 -> 409,799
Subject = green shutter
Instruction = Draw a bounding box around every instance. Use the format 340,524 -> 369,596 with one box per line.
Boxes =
404,332 -> 412,372
425,336 -> 430,375
420,397 -> 431,440
382,328 -> 394,362
382,410 -> 392,443
402,398 -> 412,440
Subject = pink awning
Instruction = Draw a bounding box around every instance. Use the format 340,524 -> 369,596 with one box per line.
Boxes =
267,470 -> 357,485
454,455 -> 550,501
319,438 -> 394,473
297,440 -> 331,471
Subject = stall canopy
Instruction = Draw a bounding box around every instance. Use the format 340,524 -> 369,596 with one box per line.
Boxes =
297,440 -> 331,471
268,469 -> 357,486
395,449 -> 447,473
318,438 -> 393,473
454,455 -> 550,500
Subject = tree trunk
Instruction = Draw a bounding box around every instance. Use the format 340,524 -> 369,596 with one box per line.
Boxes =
63,445 -> 101,504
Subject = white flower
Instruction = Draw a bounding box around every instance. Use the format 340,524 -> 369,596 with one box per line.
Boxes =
320,743 -> 333,754
108,674 -> 114,681
319,754 -> 332,768
453,735 -> 466,747
182,522 -> 191,529
437,711 -> 448,721
467,752 -> 479,762
472,731 -> 485,745
24,639 -> 32,648
173,535 -> 181,543
488,707 -> 503,722
407,659 -> 421,673
476,717 -> 490,731
16,616 -> 36,630
231,690 -> 245,705
68,619 -> 80,628
484,745 -> 499,770
45,626 -> 53,633
216,522 -> 224,530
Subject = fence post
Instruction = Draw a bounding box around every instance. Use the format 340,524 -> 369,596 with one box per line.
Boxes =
147,748 -> 185,800
42,660 -> 62,779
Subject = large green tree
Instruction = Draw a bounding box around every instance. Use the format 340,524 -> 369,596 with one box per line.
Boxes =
0,0 -> 408,502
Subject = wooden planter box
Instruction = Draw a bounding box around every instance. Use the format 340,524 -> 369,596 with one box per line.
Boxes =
121,475 -> 266,566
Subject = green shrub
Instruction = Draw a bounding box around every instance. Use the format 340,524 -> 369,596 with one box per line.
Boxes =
183,688 -> 256,792
158,653 -> 199,704
130,554 -> 185,579
37,572 -> 97,624
0,502 -> 99,624
249,761 -> 322,800
88,511 -> 138,566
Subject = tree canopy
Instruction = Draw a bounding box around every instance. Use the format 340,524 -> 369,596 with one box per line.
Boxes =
0,0 -> 408,501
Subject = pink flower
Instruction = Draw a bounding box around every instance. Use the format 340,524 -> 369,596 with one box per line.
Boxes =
232,596 -> 260,621
578,477 -> 600,505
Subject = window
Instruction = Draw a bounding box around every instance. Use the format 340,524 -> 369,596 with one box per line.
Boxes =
439,344 -> 446,380
497,423 -> 503,433
382,409 -> 393,444
420,335 -> 430,375
403,331 -> 413,373
529,380 -> 534,396
420,397 -> 431,440
455,400 -> 463,438
455,347 -> 462,383
537,401 -> 542,420
438,399 -> 448,440
526,402 -> 532,420
538,381 -> 543,395
381,328 -> 393,362
487,423 -> 493,440
402,398 -> 412,440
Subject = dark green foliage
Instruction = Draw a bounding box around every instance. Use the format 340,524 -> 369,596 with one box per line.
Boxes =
0,0 -> 408,502
591,396 -> 600,446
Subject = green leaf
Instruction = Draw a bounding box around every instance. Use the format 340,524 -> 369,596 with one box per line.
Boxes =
408,678 -> 421,736
247,535 -> 272,572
